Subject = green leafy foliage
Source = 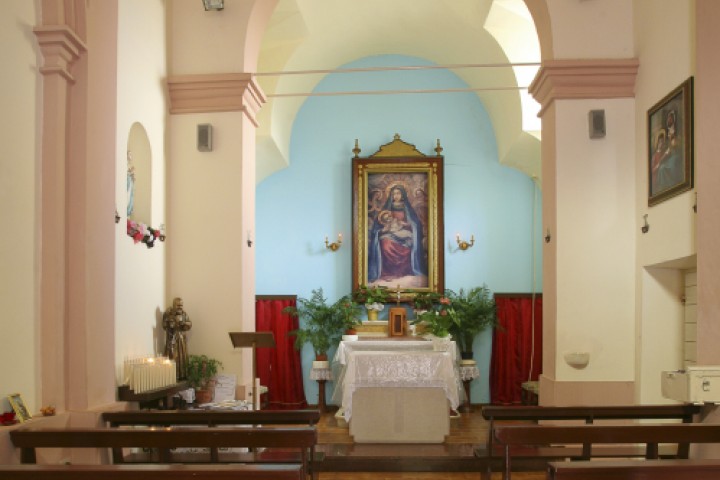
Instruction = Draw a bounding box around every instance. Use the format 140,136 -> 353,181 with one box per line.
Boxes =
284,288 -> 350,357
186,354 -> 223,390
446,285 -> 498,353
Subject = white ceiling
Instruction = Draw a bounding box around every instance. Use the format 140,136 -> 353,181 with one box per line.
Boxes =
255,0 -> 541,183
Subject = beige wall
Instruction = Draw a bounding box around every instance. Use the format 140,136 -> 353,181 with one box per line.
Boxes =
114,0 -> 169,380
0,2 -> 39,414
633,0 -> 696,404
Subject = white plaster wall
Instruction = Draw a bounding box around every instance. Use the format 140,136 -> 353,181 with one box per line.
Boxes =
633,0 -> 695,404
167,112 -> 251,390
114,0 -> 168,380
168,0 -> 256,75
547,0 -> 634,59
0,2 -> 39,414
638,268 -> 684,404
555,98 -> 636,381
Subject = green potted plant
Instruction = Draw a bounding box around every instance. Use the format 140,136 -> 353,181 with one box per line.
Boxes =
336,294 -> 362,335
285,288 -> 347,361
447,285 -> 498,360
413,296 -> 457,339
186,354 -> 223,404
353,284 -> 390,321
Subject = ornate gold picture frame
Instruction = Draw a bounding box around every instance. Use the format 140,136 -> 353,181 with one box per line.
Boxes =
8,393 -> 31,422
351,134 -> 444,298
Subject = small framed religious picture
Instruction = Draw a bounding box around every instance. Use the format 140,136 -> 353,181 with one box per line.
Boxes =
8,393 -> 32,422
647,77 -> 694,206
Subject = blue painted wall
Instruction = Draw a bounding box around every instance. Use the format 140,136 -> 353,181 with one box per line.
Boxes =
256,55 -> 542,406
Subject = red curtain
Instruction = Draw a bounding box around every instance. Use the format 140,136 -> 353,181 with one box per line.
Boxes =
255,297 -> 307,409
490,294 -> 543,404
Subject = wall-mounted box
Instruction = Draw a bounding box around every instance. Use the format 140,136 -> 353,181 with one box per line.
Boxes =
661,366 -> 720,404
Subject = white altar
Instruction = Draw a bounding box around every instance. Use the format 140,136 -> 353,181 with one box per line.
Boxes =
332,339 -> 461,443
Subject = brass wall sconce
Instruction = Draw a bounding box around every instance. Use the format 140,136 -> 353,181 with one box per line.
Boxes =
456,233 -> 474,251
325,233 -> 343,251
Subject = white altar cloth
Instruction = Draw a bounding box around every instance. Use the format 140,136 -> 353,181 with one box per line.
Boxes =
333,339 -> 458,365
337,350 -> 460,421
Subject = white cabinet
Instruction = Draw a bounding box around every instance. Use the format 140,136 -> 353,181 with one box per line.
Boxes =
661,366 -> 720,403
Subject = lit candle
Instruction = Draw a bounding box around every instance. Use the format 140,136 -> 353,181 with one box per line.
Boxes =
456,233 -> 460,241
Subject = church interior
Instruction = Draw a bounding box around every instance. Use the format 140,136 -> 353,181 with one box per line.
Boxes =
2,0 -> 720,475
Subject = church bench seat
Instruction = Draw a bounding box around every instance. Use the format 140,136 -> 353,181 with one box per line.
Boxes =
547,459 -> 720,480
0,463 -> 304,480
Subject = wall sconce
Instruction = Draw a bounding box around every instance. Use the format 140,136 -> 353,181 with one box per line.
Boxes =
325,233 -> 342,251
202,0 -> 224,10
641,214 -> 650,234
246,230 -> 253,248
115,209 -> 120,224
545,229 -> 551,243
456,233 -> 474,251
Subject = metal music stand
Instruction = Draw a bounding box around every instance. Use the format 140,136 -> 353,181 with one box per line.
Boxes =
228,332 -> 276,410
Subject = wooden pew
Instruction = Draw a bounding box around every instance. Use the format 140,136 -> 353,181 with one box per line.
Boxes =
494,423 -> 720,480
547,459 -> 720,480
0,463 -> 304,480
10,427 -> 316,479
481,404 -> 700,455
101,409 -> 323,477
102,409 -> 321,428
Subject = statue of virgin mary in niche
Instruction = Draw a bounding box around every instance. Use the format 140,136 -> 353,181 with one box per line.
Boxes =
367,184 -> 427,286
126,150 -> 135,217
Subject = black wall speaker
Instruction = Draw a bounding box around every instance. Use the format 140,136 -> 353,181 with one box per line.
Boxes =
197,123 -> 213,152
588,110 -> 606,139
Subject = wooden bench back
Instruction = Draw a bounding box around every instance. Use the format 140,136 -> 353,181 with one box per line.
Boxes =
482,404 -> 700,422
0,463 -> 304,480
482,404 -> 700,456
102,409 -> 321,427
10,426 -> 316,464
495,424 -> 720,480
548,459 -> 720,480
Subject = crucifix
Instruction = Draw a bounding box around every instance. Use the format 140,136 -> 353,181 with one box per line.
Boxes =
388,284 -> 407,337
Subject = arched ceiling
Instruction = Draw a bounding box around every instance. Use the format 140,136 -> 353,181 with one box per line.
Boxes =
256,0 -> 541,183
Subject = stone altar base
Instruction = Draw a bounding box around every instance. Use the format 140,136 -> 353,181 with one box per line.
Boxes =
349,387 -> 449,443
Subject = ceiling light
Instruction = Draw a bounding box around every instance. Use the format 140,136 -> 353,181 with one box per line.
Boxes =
202,0 -> 224,11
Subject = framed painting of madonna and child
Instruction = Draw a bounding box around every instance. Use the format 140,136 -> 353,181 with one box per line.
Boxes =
351,134 -> 444,300
648,77 -> 694,207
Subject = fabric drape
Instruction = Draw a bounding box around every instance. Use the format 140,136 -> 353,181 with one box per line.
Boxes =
490,294 -> 543,404
255,297 -> 307,409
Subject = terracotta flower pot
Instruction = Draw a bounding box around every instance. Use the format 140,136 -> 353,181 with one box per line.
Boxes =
194,388 -> 213,405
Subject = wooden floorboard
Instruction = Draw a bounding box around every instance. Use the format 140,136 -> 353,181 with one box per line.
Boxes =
313,407 -> 546,479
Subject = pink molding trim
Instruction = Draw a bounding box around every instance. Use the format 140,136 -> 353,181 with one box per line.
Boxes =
167,73 -> 267,126
33,25 -> 87,83
529,58 -> 639,116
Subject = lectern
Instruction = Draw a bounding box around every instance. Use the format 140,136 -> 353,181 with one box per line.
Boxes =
228,332 -> 276,410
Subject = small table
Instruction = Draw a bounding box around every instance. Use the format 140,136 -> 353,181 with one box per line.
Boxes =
459,363 -> 480,413
310,366 -> 333,413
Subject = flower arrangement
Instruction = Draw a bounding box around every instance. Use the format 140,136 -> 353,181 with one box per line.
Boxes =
412,295 -> 458,338
410,290 -> 442,312
127,219 -> 166,248
352,284 -> 389,311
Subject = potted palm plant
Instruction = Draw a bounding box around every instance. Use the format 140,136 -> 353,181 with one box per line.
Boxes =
447,285 -> 498,360
186,354 -> 223,404
285,288 -> 347,362
337,294 -> 362,337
